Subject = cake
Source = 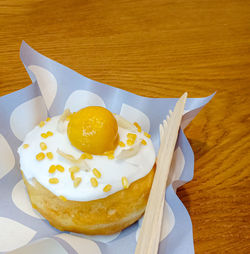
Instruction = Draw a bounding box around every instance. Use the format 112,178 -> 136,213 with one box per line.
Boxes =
18,106 -> 156,235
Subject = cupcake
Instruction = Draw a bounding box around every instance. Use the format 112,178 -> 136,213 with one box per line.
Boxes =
18,106 -> 156,235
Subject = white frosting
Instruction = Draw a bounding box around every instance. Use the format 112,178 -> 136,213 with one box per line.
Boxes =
18,115 -> 155,201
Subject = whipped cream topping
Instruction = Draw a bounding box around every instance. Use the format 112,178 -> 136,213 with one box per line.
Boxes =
18,115 -> 155,201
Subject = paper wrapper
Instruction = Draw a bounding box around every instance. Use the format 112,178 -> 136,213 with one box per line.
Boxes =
0,41 -> 214,254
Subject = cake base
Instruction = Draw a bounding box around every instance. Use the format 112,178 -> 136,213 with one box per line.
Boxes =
22,166 -> 155,235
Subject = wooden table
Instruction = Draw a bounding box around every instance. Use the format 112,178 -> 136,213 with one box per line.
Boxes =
1,0 -> 249,253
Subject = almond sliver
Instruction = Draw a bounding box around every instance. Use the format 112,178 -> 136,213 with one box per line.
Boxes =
57,109 -> 71,133
116,140 -> 142,160
57,148 -> 90,171
114,114 -> 137,132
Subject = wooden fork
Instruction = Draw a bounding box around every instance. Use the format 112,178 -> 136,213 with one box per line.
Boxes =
135,92 -> 187,254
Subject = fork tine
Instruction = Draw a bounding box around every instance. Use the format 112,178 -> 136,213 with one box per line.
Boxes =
166,115 -> 170,123
163,119 -> 168,129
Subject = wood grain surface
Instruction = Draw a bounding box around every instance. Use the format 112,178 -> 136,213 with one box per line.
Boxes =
0,0 -> 249,253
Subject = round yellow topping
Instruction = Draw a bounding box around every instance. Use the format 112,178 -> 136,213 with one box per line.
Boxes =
40,142 -> 47,151
36,152 -> 45,161
49,165 -> 56,173
46,117 -> 51,122
141,139 -> 147,145
92,168 -> 101,178
119,141 -> 125,147
46,152 -> 53,160
23,144 -> 29,149
122,176 -> 129,189
67,106 -> 119,155
59,195 -> 67,201
74,177 -> 82,187
39,121 -> 45,127
90,177 -> 98,187
56,165 -> 64,172
103,184 -> 112,192
49,178 -> 59,184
